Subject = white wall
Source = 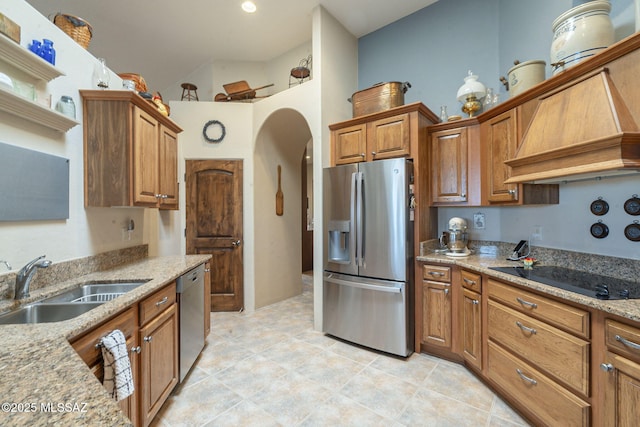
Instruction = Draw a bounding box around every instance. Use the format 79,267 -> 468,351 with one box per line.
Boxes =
0,0 -> 148,270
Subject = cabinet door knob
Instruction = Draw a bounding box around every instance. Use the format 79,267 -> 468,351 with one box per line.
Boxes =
472,299 -> 479,305
600,363 -> 614,372
444,288 -> 449,296
371,151 -> 377,156
360,153 -> 365,158
144,336 -> 153,342
130,346 -> 141,354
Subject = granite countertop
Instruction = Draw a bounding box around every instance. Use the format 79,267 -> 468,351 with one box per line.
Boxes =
417,247 -> 640,323
0,255 -> 210,426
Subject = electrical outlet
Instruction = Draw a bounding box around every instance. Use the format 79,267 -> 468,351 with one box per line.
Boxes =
532,225 -> 543,241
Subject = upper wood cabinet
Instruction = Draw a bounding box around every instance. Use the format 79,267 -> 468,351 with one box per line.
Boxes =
480,106 -> 558,206
329,102 -> 438,165
81,90 -> 182,209
429,120 -> 481,206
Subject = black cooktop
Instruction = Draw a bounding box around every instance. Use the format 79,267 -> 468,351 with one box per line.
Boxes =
489,266 -> 640,300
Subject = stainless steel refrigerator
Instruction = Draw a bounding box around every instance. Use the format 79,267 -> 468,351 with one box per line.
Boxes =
323,157 -> 414,357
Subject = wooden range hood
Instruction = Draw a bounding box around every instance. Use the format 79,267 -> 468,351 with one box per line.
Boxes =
504,67 -> 640,183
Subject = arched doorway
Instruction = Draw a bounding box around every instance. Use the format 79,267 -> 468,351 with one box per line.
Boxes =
253,108 -> 313,309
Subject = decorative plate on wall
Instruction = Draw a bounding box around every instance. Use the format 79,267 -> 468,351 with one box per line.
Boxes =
589,197 -> 609,215
623,195 -> 640,215
590,221 -> 609,239
624,221 -> 640,242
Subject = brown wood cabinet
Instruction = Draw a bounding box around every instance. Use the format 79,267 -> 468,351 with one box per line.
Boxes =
460,270 -> 482,371
71,307 -> 139,424
138,283 -> 178,427
420,263 -> 454,353
486,277 -> 591,426
70,279 -> 184,427
429,120 -> 481,206
331,110 -> 414,164
600,319 -> 640,426
81,90 -> 182,209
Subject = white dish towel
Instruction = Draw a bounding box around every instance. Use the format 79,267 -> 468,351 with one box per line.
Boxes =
100,329 -> 134,401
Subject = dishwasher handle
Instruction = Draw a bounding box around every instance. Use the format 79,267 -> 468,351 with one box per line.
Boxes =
176,264 -> 205,293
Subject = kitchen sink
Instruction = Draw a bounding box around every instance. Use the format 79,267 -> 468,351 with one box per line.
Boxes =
0,280 -> 149,325
0,302 -> 102,325
40,281 -> 149,303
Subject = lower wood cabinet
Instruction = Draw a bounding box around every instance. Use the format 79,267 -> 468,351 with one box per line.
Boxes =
139,302 -> 178,427
600,319 -> 640,425
460,270 -> 482,371
420,263 -> 453,352
70,280 -> 180,427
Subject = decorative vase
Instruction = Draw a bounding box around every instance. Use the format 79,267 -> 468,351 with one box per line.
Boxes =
93,58 -> 110,89
550,1 -> 614,75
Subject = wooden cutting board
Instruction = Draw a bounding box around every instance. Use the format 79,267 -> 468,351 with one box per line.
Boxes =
276,165 -> 283,216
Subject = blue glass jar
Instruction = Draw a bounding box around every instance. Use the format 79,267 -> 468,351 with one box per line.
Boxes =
39,39 -> 56,65
28,40 -> 42,55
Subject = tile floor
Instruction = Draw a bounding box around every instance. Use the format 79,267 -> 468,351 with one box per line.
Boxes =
152,275 -> 531,427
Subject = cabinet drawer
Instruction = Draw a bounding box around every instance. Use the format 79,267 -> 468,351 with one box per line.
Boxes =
422,264 -> 451,282
71,306 -> 137,368
487,341 -> 590,427
605,319 -> 640,362
487,278 -> 589,338
488,300 -> 590,396
461,269 -> 481,292
140,282 -> 176,326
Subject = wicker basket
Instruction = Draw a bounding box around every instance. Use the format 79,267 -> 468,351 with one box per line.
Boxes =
118,73 -> 148,93
54,13 -> 92,49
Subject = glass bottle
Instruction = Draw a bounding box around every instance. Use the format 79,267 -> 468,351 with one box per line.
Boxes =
56,96 -> 76,119
483,88 -> 494,112
29,40 -> 42,56
439,105 -> 448,122
93,58 -> 110,89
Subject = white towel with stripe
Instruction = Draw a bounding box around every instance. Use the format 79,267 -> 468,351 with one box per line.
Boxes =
100,329 -> 134,401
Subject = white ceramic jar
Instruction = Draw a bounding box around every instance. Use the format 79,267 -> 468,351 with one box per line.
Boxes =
507,60 -> 546,98
550,0 -> 614,75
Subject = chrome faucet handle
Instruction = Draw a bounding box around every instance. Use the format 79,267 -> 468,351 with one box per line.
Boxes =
15,255 -> 52,300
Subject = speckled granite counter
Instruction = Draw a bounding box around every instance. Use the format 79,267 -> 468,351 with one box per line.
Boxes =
417,241 -> 640,323
0,254 -> 210,426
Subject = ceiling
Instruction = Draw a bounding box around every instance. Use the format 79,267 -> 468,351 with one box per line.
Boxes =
25,0 -> 438,91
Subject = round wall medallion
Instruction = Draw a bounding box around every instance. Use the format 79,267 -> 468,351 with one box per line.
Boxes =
590,221 -> 609,239
624,222 -> 640,242
590,197 -> 609,215
203,120 -> 226,143
623,195 -> 640,216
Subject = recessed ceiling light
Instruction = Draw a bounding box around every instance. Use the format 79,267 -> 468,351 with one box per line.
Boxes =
242,1 -> 256,13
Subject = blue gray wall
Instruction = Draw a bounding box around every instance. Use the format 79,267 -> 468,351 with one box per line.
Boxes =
358,0 -> 634,116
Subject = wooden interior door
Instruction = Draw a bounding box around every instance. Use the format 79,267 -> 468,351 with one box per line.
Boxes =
186,160 -> 244,311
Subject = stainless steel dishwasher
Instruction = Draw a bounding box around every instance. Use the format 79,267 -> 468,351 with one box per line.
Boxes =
176,263 -> 205,382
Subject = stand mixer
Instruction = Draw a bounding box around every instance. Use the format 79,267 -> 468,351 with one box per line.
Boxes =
440,217 -> 469,255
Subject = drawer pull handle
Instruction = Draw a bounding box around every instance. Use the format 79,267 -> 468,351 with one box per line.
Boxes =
155,296 -> 169,306
516,297 -> 538,309
615,334 -> 640,351
516,321 -> 537,335
428,271 -> 445,277
516,369 -> 537,385
463,278 -> 477,286
130,346 -> 141,354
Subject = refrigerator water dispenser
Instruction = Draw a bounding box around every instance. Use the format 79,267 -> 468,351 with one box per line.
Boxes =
328,220 -> 350,262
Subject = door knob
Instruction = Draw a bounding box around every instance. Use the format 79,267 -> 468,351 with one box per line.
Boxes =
600,363 -> 614,372
231,240 -> 241,247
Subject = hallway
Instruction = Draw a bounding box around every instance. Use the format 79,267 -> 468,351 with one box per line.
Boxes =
152,275 -> 530,426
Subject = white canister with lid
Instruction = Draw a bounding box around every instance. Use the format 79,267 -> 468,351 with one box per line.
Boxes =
507,60 -> 546,98
550,0 -> 614,75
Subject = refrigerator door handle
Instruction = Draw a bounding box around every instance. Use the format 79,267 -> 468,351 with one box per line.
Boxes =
350,171 -> 357,267
356,171 -> 364,267
324,276 -> 402,294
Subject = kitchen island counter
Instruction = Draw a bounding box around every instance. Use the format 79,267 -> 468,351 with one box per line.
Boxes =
0,254 -> 210,426
417,246 -> 640,323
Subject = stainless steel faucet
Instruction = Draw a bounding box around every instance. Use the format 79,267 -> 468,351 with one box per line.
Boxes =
15,255 -> 52,300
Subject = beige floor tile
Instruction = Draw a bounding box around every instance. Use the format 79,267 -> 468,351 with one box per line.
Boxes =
215,353 -> 288,398
399,388 -> 491,426
202,400 -> 281,427
299,393 -> 392,427
294,349 -> 366,389
422,360 -> 495,411
370,352 -> 438,385
340,365 -> 418,420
